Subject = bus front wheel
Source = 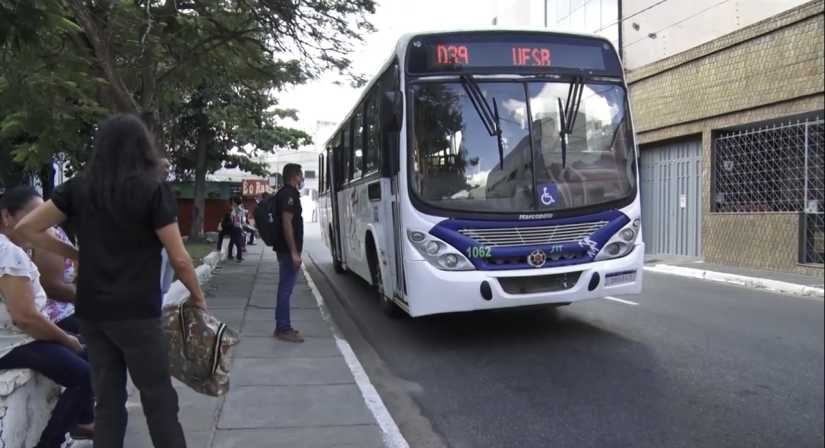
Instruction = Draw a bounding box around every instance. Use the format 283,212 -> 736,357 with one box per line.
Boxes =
330,227 -> 346,274
367,242 -> 401,318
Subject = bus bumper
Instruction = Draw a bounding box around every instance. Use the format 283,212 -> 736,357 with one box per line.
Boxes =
403,243 -> 645,317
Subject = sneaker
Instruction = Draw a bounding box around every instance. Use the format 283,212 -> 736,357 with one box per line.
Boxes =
236,258 -> 243,263
274,328 -> 304,343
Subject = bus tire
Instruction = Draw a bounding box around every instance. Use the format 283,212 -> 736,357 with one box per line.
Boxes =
333,257 -> 346,274
367,238 -> 401,318
330,226 -> 346,274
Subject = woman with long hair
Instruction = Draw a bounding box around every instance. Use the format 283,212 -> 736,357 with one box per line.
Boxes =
0,186 -> 94,447
17,114 -> 208,448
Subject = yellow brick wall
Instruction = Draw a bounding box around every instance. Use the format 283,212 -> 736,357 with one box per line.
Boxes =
628,0 -> 825,276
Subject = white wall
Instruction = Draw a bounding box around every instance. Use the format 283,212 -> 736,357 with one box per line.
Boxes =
621,0 -> 811,69
494,0 -> 620,49
260,149 -> 321,191
493,0 -> 810,70
493,0 -> 546,27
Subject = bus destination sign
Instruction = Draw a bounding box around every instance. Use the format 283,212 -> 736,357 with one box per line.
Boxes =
436,44 -> 551,67
408,33 -> 621,76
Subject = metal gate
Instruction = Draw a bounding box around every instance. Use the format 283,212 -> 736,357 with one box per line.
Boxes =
801,119 -> 824,265
713,117 -> 823,265
640,138 -> 703,257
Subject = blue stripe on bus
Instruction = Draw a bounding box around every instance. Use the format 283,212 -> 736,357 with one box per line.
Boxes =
429,209 -> 629,271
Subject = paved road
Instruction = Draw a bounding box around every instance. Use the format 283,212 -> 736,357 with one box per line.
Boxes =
302,223 -> 824,448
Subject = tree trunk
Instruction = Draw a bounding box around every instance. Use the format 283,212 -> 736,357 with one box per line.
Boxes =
66,0 -> 140,114
189,126 -> 210,242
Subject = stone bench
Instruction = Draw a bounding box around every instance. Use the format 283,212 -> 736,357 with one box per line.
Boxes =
0,248 -> 222,447
0,369 -> 60,447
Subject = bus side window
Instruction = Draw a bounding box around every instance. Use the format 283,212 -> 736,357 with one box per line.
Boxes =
379,61 -> 401,176
353,106 -> 365,180
327,148 -> 333,191
342,122 -> 352,183
365,89 -> 380,174
318,153 -> 324,193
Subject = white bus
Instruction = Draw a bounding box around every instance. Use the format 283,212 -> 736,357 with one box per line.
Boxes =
318,30 -> 643,317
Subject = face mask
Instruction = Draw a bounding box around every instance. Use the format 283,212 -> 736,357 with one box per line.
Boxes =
298,180 -> 305,190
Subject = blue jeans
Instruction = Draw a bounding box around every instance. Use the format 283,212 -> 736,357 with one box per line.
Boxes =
276,252 -> 298,331
0,340 -> 94,448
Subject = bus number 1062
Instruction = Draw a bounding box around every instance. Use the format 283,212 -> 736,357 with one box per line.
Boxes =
466,246 -> 492,259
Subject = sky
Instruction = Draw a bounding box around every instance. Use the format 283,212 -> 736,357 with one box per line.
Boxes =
277,0 -> 497,146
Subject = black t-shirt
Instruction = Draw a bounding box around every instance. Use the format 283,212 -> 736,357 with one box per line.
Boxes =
51,176 -> 179,322
273,185 -> 303,254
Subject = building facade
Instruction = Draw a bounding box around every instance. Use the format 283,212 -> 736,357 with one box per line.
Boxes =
629,1 -> 823,275
493,0 -> 811,69
492,0 -> 824,275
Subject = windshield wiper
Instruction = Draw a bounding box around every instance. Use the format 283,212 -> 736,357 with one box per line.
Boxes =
556,76 -> 585,168
461,75 -> 505,170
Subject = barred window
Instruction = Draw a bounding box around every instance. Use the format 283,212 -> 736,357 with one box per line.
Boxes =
713,118 -> 823,213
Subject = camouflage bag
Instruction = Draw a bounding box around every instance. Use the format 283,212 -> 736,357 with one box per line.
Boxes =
163,301 -> 240,396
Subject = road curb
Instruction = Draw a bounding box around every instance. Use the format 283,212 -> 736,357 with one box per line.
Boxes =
644,264 -> 825,298
301,264 -> 410,448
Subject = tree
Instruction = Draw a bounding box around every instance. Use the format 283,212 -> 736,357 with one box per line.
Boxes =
165,81 -> 311,239
0,0 -> 104,195
1,0 -> 376,237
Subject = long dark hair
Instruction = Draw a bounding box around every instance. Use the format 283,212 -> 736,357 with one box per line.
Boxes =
86,114 -> 162,217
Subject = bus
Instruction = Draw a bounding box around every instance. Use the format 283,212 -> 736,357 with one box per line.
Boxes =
317,30 -> 643,317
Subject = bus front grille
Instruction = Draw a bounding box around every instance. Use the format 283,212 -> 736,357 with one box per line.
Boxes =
458,221 -> 608,248
497,271 -> 582,294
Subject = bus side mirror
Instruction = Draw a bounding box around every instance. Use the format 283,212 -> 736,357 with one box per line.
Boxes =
381,90 -> 403,133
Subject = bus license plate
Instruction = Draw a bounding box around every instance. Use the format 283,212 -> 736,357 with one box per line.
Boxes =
605,271 -> 636,286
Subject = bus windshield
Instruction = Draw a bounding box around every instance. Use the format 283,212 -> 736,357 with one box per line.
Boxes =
410,80 -> 636,214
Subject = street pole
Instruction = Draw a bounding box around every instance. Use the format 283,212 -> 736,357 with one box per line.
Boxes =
544,0 -> 548,28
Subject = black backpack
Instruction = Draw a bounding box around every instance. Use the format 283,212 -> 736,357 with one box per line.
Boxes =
253,196 -> 278,247
221,212 -> 233,231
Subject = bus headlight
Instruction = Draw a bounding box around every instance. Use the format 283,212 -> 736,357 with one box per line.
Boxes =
595,220 -> 641,261
407,230 -> 475,271
620,228 -> 636,242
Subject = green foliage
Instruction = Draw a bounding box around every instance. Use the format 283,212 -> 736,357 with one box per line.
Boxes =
0,0 -> 375,197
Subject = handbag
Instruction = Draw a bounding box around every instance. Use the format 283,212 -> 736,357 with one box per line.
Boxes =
163,301 -> 240,396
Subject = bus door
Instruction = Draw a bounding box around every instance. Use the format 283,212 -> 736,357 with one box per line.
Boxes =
329,146 -> 345,266
379,65 -> 406,301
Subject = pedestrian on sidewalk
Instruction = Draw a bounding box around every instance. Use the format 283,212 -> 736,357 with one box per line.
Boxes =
244,220 -> 257,246
228,197 -> 245,262
216,201 -> 234,255
272,163 -> 305,343
17,114 -> 209,448
0,186 -> 94,447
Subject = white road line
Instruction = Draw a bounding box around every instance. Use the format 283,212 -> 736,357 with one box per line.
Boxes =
604,296 -> 639,306
302,266 -> 410,448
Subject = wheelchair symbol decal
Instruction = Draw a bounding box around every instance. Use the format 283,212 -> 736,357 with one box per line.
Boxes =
538,183 -> 558,207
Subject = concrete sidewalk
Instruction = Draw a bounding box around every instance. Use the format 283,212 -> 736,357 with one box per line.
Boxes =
644,255 -> 824,297
123,244 -> 385,448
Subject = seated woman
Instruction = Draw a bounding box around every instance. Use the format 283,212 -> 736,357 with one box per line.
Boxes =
32,223 -> 78,331
0,186 -> 93,447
